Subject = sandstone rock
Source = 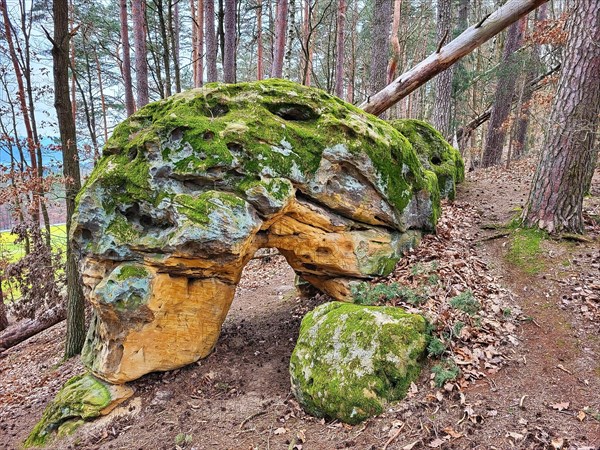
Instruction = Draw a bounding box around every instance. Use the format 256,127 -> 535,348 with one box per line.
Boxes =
289,302 -> 428,424
390,119 -> 464,199
71,79 -> 462,383
24,373 -> 133,448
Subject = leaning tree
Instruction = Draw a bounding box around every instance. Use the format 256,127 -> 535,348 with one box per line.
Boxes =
521,0 -> 600,234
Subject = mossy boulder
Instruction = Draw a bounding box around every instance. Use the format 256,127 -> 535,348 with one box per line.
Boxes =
289,302 -> 429,424
24,373 -> 133,448
390,119 -> 464,199
72,79 -> 449,383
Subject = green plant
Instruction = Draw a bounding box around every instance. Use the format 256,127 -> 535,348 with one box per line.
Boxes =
449,290 -> 480,315
410,262 -> 425,276
431,360 -> 460,387
427,337 -> 446,357
351,282 -> 426,306
175,433 -> 193,446
452,321 -> 465,337
502,308 -> 512,317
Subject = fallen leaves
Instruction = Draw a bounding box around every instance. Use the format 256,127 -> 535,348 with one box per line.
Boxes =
550,402 -> 570,412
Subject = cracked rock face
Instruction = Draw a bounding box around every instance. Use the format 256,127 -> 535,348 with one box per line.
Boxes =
71,79 -> 461,384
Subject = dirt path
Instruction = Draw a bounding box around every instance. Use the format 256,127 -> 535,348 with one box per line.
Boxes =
0,160 -> 599,450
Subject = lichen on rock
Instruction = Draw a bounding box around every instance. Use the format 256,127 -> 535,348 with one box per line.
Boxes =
71,79 -> 461,384
23,373 -> 133,448
390,119 -> 465,200
289,302 -> 429,424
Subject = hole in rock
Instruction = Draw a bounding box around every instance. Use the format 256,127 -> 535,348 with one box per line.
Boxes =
207,103 -> 230,117
170,127 -> 184,142
128,147 -> 138,162
431,156 -> 442,165
266,103 -> 319,121
81,228 -> 93,241
203,130 -> 215,141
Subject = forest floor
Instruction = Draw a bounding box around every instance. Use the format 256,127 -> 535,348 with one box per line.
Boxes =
1,158 -> 599,450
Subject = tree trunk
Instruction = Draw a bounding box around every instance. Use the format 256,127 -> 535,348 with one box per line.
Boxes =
120,0 -> 135,116
334,0 -> 346,98
171,0 -> 182,93
51,0 -> 86,358
206,0 -> 218,82
283,0 -> 296,79
387,0 -> 402,84
0,306 -> 65,351
360,0 -> 550,116
432,0 -> 453,138
481,17 -> 526,167
522,0 -> 600,234
156,0 -> 172,97
197,0 -> 205,86
513,4 -> 547,158
132,0 -> 149,107
223,0 -> 236,82
0,276 -> 7,331
271,0 -> 288,78
368,0 -> 392,95
217,0 -> 225,67
256,0 -> 263,80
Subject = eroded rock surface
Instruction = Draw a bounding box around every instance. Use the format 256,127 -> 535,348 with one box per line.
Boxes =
72,79 -> 462,383
289,302 -> 428,424
24,373 -> 133,447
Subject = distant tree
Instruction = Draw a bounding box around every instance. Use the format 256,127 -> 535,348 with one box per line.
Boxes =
206,0 -> 218,81
256,0 -> 263,80
522,0 -> 599,233
132,0 -> 150,107
481,18 -> 526,167
432,0 -> 452,138
223,0 -> 236,82
334,0 -> 346,97
120,0 -> 135,116
368,0 -> 392,95
271,0 -> 288,78
51,0 -> 86,358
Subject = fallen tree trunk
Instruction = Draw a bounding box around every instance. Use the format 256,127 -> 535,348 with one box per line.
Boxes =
0,306 -> 66,352
360,0 -> 550,116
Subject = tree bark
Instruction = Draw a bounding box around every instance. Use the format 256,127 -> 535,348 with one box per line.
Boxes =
522,0 -> 600,234
481,17 -> 526,168
360,0 -> 550,116
223,0 -> 236,82
283,0 -> 296,79
432,0 -> 453,137
171,0 -> 182,93
256,0 -> 263,80
368,0 -> 392,95
120,0 -> 135,116
271,0 -> 288,78
51,0 -> 86,358
334,0 -> 346,97
196,0 -> 205,86
0,306 -> 65,351
205,0 -> 218,82
132,0 -> 150,107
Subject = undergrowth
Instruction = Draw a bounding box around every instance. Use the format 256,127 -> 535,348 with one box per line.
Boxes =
505,226 -> 547,274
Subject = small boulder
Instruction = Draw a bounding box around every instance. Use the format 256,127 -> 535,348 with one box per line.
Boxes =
24,373 -> 133,448
289,302 -> 428,424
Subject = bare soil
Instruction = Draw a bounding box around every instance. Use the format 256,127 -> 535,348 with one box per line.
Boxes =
1,159 -> 599,450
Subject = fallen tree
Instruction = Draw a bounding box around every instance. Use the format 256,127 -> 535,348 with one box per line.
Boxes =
0,306 -> 65,352
360,0 -> 551,116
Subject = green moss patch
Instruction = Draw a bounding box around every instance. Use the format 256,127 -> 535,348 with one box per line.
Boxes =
24,374 -> 113,448
290,302 -> 428,424
506,227 -> 547,274
390,119 -> 464,199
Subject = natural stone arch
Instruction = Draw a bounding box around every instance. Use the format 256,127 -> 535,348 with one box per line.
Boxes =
72,80 -> 463,384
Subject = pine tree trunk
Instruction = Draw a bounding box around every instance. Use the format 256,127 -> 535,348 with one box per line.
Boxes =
51,0 -> 86,358
432,0 -> 453,138
369,0 -> 392,95
223,0 -> 236,82
481,17 -> 526,167
334,0 -> 346,97
271,0 -> 288,78
196,0 -> 205,86
256,0 -> 263,80
205,0 -> 218,82
522,0 -> 600,234
132,0 -> 149,107
156,0 -> 173,97
283,0 -> 296,79
120,0 -> 135,116
171,0 -> 182,93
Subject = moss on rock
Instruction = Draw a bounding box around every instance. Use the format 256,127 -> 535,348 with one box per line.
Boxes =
289,302 -> 429,424
23,374 -> 127,448
390,119 -> 465,200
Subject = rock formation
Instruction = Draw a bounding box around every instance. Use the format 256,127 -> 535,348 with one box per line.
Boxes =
289,302 -> 429,424
71,79 -> 462,383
